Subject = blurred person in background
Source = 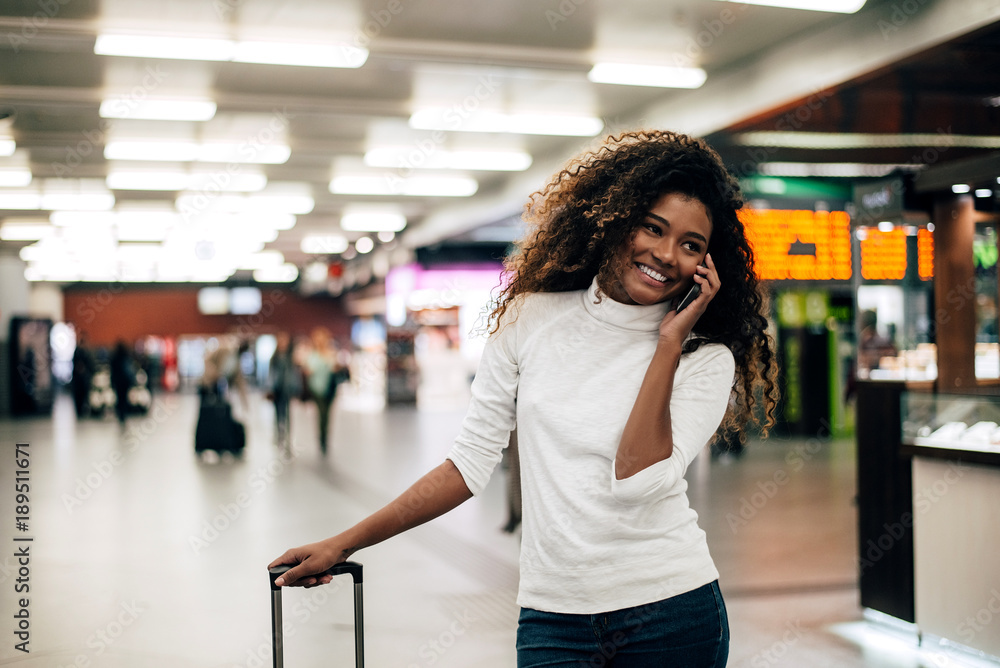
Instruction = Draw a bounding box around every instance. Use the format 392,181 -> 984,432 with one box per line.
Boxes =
268,332 -> 300,453
72,331 -> 95,418
303,327 -> 350,455
201,336 -> 248,414
109,340 -> 133,427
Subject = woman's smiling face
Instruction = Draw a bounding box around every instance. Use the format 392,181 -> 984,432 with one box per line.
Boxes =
608,192 -> 713,306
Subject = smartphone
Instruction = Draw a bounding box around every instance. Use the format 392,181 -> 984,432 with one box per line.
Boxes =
675,263 -> 706,312
674,282 -> 700,312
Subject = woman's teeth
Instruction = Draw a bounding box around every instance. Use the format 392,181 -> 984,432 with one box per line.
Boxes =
638,264 -> 667,282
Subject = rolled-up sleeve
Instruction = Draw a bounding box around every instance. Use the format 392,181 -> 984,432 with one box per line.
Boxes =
610,344 -> 735,504
446,317 -> 519,496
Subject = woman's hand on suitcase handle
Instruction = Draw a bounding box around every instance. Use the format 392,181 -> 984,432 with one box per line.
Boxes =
269,538 -> 353,588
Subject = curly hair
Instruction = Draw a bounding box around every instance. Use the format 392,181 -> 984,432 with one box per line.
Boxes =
488,129 -> 779,439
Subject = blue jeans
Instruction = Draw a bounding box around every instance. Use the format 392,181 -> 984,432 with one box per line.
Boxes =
516,581 -> 729,667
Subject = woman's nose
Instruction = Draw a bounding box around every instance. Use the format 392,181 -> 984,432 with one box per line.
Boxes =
651,239 -> 675,264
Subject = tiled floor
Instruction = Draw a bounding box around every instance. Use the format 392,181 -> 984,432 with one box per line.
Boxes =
0,391 -> 994,667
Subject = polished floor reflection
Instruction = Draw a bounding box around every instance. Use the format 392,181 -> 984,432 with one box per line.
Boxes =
0,392 -> 992,667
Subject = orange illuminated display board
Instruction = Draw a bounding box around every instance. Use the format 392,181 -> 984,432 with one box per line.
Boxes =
860,229 -> 907,280
918,228 -> 934,279
740,209 -> 852,280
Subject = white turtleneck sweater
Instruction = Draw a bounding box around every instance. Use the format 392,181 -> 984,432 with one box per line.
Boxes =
447,277 -> 735,614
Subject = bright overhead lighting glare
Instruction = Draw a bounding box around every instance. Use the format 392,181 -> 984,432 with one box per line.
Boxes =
340,208 -> 407,232
0,168 -> 32,187
377,230 -> 395,243
952,184 -> 971,194
354,237 -> 374,254
198,143 -> 291,164
253,264 -> 299,283
301,234 -> 349,254
409,109 -> 603,137
975,189 -> 993,198
588,63 -> 707,89
99,98 -> 217,122
107,171 -> 266,192
233,41 -> 368,68
104,141 -> 200,162
758,162 -> 918,178
877,222 -> 895,232
730,0 -> 866,12
0,191 -> 42,209
330,175 -> 477,197
736,131 -> 1000,149
0,223 -> 53,241
364,147 -> 532,171
107,171 -> 192,191
95,33 -> 235,61
95,32 -> 366,69
0,138 -> 15,157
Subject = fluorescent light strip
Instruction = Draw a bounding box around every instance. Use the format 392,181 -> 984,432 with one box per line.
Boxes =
0,192 -> 41,209
175,193 -> 313,215
330,175 -> 478,197
104,140 -> 291,164
340,208 -> 407,232
96,33 -> 367,69
0,223 -> 53,241
95,34 -> 234,61
409,109 -> 603,137
104,141 -> 200,162
100,98 -> 218,122
758,162 -> 921,177
736,131 -> 1000,149
301,234 -> 349,254
588,63 -> 706,89
0,138 -> 15,157
233,41 -> 368,68
107,171 -> 266,192
253,264 -> 299,283
364,147 -> 532,171
0,168 -> 32,187
729,0 -> 866,12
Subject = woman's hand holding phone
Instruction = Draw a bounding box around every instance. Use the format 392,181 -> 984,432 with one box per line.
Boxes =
658,254 -> 719,346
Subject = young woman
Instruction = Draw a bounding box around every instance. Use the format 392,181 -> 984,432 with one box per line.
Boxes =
269,130 -> 779,666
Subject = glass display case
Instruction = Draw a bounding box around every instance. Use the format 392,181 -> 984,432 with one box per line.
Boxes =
901,391 -> 1000,454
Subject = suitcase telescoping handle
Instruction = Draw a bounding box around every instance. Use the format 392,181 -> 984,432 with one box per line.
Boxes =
268,562 -> 364,668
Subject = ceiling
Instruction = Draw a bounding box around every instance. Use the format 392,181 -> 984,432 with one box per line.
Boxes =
0,0 -> 998,285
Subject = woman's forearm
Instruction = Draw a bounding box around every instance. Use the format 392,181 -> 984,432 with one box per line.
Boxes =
339,459 -> 473,555
614,341 -> 681,479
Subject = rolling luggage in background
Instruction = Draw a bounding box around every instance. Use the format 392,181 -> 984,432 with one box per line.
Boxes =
195,388 -> 245,455
269,562 -> 364,667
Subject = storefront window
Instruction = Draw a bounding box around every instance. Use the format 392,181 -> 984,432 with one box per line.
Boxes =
974,224 -> 999,378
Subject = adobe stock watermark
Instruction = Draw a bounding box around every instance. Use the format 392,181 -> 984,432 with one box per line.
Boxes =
859,460 -> 967,574
176,107 -> 294,222
55,600 -> 146,668
725,421 -> 831,534
406,610 -> 478,668
61,397 -> 182,514
236,578 -> 346,668
748,620 -> 806,667
189,444 -> 303,554
52,65 -> 170,178
6,0 -> 73,53
957,588 -> 1000,645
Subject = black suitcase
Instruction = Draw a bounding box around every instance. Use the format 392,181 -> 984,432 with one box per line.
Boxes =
195,390 -> 245,454
269,562 -> 364,667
